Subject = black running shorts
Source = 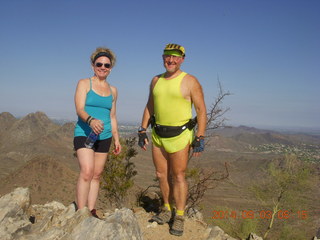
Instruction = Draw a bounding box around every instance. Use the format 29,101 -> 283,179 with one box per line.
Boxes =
73,136 -> 112,153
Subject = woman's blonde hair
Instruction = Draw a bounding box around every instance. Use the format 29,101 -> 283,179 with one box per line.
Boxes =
90,47 -> 116,67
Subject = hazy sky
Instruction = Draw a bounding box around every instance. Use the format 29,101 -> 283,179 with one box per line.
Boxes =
0,0 -> 319,128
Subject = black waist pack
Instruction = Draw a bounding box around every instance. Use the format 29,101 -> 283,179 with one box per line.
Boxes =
153,117 -> 197,138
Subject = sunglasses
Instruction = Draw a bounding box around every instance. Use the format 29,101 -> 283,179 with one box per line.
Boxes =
95,62 -> 111,68
163,55 -> 182,60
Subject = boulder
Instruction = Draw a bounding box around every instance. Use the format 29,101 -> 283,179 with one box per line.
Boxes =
0,188 -> 143,240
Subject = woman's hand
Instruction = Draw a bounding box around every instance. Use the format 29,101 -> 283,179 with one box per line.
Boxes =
113,140 -> 122,155
90,119 -> 104,135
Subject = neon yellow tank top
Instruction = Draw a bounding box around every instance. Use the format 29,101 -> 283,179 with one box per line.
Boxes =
153,72 -> 192,126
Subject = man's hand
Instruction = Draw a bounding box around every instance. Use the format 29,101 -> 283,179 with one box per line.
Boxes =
138,128 -> 149,150
191,136 -> 204,157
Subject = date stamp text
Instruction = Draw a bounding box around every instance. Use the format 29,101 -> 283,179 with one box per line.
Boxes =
211,210 -> 308,220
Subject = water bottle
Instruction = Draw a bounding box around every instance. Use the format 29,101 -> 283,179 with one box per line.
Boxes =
84,131 -> 98,149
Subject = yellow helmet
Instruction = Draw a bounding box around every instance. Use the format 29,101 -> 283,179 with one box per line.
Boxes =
164,43 -> 185,57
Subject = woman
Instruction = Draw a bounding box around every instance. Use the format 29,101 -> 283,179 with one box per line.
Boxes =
73,47 -> 121,218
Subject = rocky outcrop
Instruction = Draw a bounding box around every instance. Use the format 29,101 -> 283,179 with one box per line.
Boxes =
0,188 -> 142,240
0,187 -> 31,240
1,187 -> 267,240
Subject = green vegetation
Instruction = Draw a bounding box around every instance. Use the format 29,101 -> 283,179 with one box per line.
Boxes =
102,137 -> 137,208
250,154 -> 315,239
211,206 -> 259,239
212,154 -> 317,239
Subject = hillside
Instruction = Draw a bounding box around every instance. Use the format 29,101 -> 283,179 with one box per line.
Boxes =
0,111 -> 77,179
0,112 -> 319,239
0,156 -> 78,205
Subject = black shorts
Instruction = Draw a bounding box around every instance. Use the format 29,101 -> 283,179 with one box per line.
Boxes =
73,136 -> 112,153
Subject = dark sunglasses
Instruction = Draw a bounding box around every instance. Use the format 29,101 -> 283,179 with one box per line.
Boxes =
95,62 -> 111,68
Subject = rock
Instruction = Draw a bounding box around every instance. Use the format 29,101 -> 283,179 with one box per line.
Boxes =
138,191 -> 161,213
202,227 -> 213,239
72,208 -> 142,240
187,207 -> 204,221
247,232 -> 263,240
206,225 -> 237,240
1,187 -> 263,240
0,187 -> 143,240
0,187 -> 31,240
147,221 -> 158,228
317,227 -> 320,238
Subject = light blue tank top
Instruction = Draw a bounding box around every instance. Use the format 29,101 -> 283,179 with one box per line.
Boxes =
74,78 -> 113,140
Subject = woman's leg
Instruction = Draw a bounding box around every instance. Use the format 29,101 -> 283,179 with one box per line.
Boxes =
76,148 -> 95,209
87,152 -> 108,210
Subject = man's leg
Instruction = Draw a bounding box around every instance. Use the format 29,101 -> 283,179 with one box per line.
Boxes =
168,143 -> 190,236
152,144 -> 171,205
151,144 -> 173,224
169,143 -> 189,213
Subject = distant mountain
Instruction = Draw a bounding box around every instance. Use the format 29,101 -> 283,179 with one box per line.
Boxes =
0,112 -> 17,131
1,112 -> 319,150
233,132 -> 293,146
0,111 -> 77,179
0,111 -> 74,148
45,122 -> 75,143
213,125 -> 276,137
212,125 -> 320,148
0,111 -> 59,146
0,156 -> 78,205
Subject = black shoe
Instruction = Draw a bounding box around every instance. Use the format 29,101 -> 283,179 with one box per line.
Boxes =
72,201 -> 78,211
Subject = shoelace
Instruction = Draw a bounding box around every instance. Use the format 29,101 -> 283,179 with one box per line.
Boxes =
156,208 -> 171,221
172,216 -> 184,230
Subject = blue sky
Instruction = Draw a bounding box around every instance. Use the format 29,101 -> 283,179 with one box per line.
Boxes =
0,0 -> 319,129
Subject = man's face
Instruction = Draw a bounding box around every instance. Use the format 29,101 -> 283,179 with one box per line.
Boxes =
162,54 -> 184,73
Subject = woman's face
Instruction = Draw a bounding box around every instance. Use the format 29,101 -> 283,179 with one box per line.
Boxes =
92,56 -> 112,79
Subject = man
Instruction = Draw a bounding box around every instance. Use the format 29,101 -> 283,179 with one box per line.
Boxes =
138,43 -> 207,236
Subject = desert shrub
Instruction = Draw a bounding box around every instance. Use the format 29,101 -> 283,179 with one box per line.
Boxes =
239,218 -> 259,238
250,154 -> 314,239
186,162 -> 229,212
279,223 -> 309,240
102,137 -> 137,208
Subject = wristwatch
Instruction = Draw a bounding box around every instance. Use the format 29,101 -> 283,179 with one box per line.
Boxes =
138,126 -> 146,132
